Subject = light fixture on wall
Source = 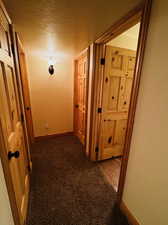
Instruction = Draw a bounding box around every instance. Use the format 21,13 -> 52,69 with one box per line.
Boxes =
48,65 -> 54,75
48,57 -> 55,75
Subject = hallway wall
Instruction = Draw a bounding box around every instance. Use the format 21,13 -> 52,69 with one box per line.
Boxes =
26,50 -> 74,137
123,1 -> 168,224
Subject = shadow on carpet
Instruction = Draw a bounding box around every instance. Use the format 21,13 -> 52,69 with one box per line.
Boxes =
27,135 -> 129,225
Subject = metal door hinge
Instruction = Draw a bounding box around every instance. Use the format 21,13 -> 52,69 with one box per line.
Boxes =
21,113 -> 24,123
27,164 -> 31,172
11,43 -> 15,55
100,58 -> 105,65
98,108 -> 102,113
95,146 -> 99,153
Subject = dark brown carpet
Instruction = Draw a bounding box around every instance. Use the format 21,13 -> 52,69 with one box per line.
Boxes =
27,135 -> 129,225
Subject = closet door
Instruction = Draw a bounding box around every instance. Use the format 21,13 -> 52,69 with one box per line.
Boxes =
74,49 -> 89,145
98,46 -> 136,160
0,8 -> 30,225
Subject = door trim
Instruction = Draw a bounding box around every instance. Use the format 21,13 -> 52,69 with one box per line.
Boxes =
15,34 -> 35,144
89,0 -> 153,204
120,201 -> 140,225
73,47 -> 90,148
9,26 -> 32,170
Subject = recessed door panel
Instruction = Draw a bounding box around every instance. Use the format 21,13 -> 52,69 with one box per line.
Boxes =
127,56 -> 136,77
109,48 -> 126,77
103,119 -> 115,148
107,76 -> 120,111
119,77 -> 133,111
114,119 -> 127,145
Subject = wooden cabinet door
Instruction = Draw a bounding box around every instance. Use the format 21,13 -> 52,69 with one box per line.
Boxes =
0,9 -> 29,225
74,50 -> 89,145
98,46 -> 136,160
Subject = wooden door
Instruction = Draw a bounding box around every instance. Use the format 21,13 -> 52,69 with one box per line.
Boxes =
16,36 -> 34,144
98,46 -> 136,160
0,8 -> 29,225
74,49 -> 89,145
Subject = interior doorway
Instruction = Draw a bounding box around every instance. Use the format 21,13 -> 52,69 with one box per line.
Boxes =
98,23 -> 140,191
88,0 -> 152,204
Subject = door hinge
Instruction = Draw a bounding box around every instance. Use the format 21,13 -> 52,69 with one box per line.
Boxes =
95,146 -> 99,153
27,164 -> 31,172
100,58 -> 105,65
95,146 -> 99,160
11,43 -> 15,55
98,108 -> 102,113
21,113 -> 24,123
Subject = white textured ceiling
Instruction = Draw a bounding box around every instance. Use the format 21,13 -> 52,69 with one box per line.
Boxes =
121,23 -> 140,39
4,0 -> 141,55
108,23 -> 140,46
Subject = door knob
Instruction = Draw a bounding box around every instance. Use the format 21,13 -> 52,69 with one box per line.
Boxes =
75,104 -> 79,108
8,151 -> 20,160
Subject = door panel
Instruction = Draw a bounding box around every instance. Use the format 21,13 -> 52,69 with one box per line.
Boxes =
114,119 -> 127,145
118,77 -> 133,111
0,9 -> 29,225
74,49 -> 89,145
103,119 -> 115,149
98,46 -> 136,160
107,76 -> 120,111
127,56 -> 136,77
109,49 -> 126,77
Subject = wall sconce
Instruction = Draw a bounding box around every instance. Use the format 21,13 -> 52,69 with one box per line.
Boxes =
48,57 -> 55,75
48,65 -> 54,75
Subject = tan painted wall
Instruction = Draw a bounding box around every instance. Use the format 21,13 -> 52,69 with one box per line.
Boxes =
123,0 -> 168,224
0,160 -> 14,225
26,50 -> 74,137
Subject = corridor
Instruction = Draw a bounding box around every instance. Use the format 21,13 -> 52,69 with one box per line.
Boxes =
27,135 -> 129,225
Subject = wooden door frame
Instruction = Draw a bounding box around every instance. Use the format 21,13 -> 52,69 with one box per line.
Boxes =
73,47 -> 90,149
15,34 -> 35,144
9,26 -> 32,169
89,0 -> 152,204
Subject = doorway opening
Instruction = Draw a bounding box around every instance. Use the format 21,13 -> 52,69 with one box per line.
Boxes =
98,23 -> 140,192
88,0 -> 152,205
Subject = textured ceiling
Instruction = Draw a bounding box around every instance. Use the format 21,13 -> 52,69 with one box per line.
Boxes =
108,23 -> 140,46
4,0 -> 141,55
121,23 -> 140,38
